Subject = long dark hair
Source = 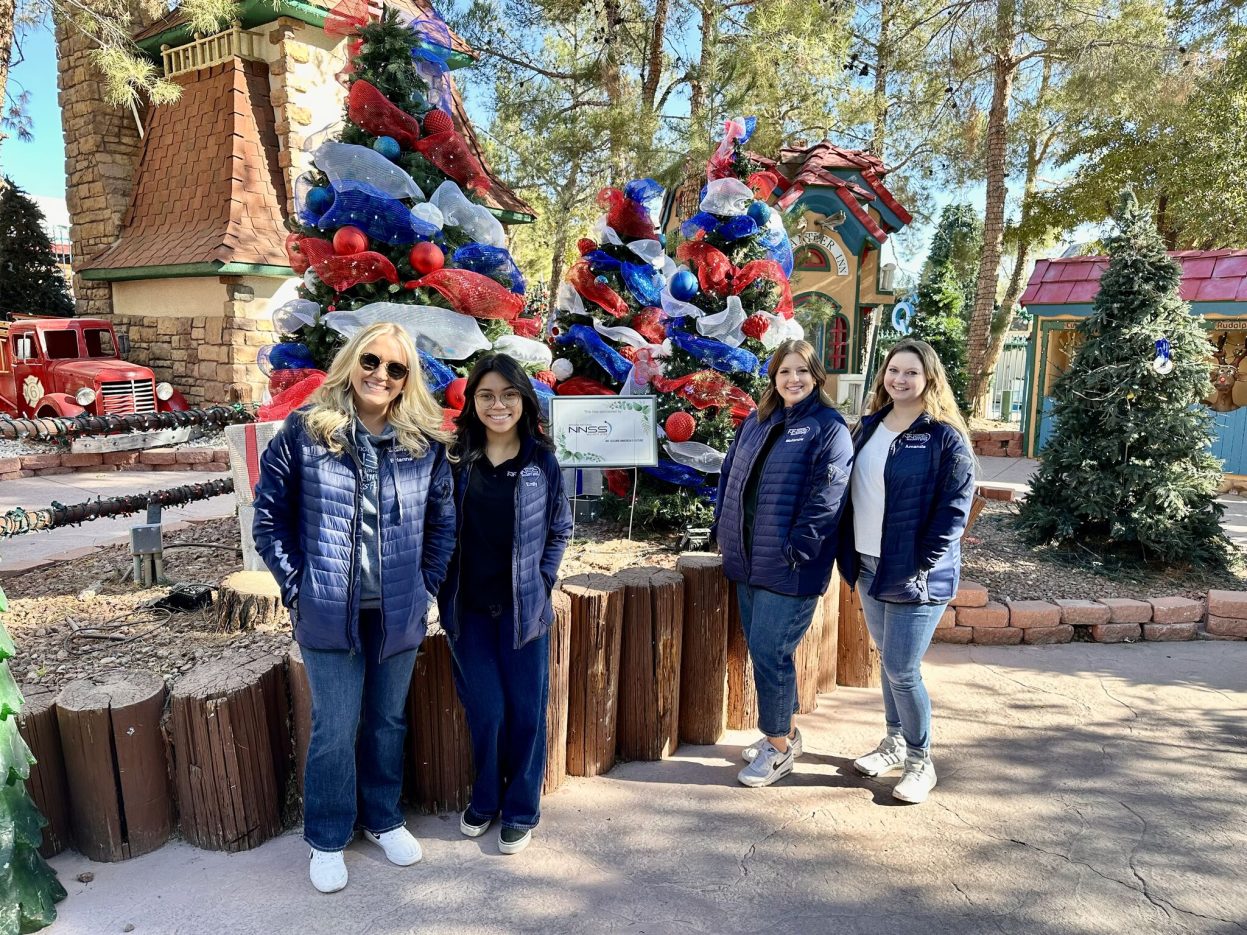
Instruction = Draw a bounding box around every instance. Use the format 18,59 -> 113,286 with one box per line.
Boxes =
756,339 -> 835,420
452,353 -> 552,463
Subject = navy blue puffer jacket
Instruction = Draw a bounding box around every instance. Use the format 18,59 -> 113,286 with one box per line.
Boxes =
716,393 -> 854,596
839,406 -> 975,603
438,436 -> 572,649
252,411 -> 456,660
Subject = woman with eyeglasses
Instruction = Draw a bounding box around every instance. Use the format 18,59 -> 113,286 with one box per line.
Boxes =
252,322 -> 456,893
438,353 -> 572,855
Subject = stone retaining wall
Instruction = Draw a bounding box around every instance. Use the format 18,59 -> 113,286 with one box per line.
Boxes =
971,430 -> 1023,458
0,448 -> 231,481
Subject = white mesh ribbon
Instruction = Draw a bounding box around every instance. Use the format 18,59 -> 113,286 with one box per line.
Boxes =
759,311 -> 805,350
593,320 -> 648,348
326,302 -> 490,360
431,181 -> 505,247
493,334 -> 553,368
302,120 -> 344,153
700,178 -> 755,216
411,202 -> 445,230
314,142 -> 425,201
272,299 -> 321,334
626,239 -> 666,269
593,218 -> 624,246
556,280 -> 587,317
663,440 -> 726,474
695,295 -> 746,347
620,344 -> 669,396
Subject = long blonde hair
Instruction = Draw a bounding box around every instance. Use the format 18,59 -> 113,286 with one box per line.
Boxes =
756,339 -> 836,421
303,322 -> 452,456
865,338 -> 972,446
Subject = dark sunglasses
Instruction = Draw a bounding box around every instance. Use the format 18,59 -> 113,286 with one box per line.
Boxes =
358,352 -> 409,381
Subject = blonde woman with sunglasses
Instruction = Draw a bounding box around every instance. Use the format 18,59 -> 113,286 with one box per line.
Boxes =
253,322 -> 456,893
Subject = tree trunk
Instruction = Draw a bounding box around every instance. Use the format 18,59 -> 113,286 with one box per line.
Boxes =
869,0 -> 891,161
0,0 -> 15,155
676,553 -> 730,744
215,571 -> 284,632
688,0 -> 719,158
601,0 -> 625,182
17,684 -> 72,858
562,573 -> 625,777
965,0 -> 1017,415
615,566 -> 684,761
837,579 -> 880,688
640,0 -> 670,112
543,590 -> 572,794
546,159 -> 581,316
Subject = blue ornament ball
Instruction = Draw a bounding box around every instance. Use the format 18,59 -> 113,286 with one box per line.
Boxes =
595,275 -> 610,285
306,186 -> 332,214
372,136 -> 401,160
747,200 -> 771,225
670,269 -> 700,302
658,233 -> 667,247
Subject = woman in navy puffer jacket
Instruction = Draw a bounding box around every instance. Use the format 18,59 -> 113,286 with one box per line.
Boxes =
438,353 -> 571,856
840,338 -> 975,805
716,339 -> 853,788
253,322 -> 456,893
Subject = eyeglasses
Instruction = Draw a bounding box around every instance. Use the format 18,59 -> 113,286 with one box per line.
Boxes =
474,390 -> 523,408
358,352 -> 409,382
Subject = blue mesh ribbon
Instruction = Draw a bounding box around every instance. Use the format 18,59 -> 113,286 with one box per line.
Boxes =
418,349 -> 455,393
316,183 -> 440,245
621,261 -> 664,307
265,342 -> 317,372
584,250 -> 622,274
680,212 -> 758,242
666,323 -> 760,374
451,244 -> 526,294
642,459 -> 705,487
556,324 -> 633,383
408,8 -> 455,114
759,215 -> 794,276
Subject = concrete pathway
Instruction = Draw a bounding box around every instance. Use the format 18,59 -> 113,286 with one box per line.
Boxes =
0,470 -> 236,574
44,642 -> 1247,935
976,455 -> 1038,497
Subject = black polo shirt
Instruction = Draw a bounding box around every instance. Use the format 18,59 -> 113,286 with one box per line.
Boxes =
459,454 -> 521,613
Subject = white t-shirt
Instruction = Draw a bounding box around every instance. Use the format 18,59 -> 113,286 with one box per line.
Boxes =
851,425 -> 901,558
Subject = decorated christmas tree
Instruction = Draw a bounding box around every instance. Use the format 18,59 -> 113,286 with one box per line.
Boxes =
1016,192 -> 1231,567
549,118 -> 801,527
263,1 -> 546,421
0,586 -> 67,934
0,179 -> 74,319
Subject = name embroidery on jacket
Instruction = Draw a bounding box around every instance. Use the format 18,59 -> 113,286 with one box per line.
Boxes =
784,425 -> 810,443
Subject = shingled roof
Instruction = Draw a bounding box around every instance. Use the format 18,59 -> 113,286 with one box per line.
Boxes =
1021,251 -> 1247,306
79,58 -> 290,275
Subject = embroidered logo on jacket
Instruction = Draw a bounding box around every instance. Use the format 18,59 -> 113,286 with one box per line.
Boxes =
520,464 -> 542,487
784,426 -> 810,443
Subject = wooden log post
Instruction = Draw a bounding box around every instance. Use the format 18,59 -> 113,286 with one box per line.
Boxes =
56,670 -> 172,861
561,574 -> 624,778
817,569 -> 841,693
793,598 -> 823,714
677,554 -> 730,745
837,578 -> 881,688
287,642 -> 312,799
170,652 -> 291,851
17,685 -> 72,858
615,567 -> 684,761
215,571 -> 284,632
725,588 -> 758,732
543,590 -> 572,795
405,629 -> 473,814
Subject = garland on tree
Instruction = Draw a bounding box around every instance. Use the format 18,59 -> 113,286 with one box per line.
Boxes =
260,1 -> 545,424
550,117 -> 801,527
1015,192 -> 1233,567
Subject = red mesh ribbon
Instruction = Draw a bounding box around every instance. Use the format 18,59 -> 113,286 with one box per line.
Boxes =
604,469 -> 631,497
747,171 -> 781,200
741,313 -> 770,340
324,0 -> 372,36
576,238 -> 598,255
651,370 -> 756,423
286,233 -> 313,274
268,368 -> 322,395
413,131 -> 491,193
259,371 -> 327,421
441,407 -> 461,432
733,259 -> 794,318
556,376 -> 616,396
348,80 -> 422,150
630,307 -> 667,345
407,269 -> 523,319
315,251 -> 399,291
677,242 -> 733,295
597,187 -> 657,240
568,261 -> 629,318
510,316 -> 543,338
534,370 -> 557,388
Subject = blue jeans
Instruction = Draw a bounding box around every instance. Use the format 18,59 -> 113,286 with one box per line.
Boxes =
450,606 -> 550,831
300,608 -> 418,852
736,583 -> 820,737
856,554 -> 946,754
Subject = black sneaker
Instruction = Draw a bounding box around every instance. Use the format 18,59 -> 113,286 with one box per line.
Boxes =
460,809 -> 492,838
499,826 -> 532,855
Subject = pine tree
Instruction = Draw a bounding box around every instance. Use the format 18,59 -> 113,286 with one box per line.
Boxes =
0,180 -> 74,319
913,261 -> 970,411
1016,192 -> 1232,567
0,586 -> 67,934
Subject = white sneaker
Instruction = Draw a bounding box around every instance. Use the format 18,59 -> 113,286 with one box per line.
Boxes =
736,740 -> 795,787
853,734 -> 906,777
363,826 -> 423,866
309,848 -> 347,893
742,727 -> 803,763
892,754 -> 937,804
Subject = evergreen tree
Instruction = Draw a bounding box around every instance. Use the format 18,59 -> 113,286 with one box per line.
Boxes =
0,585 -> 67,934
913,259 -> 970,411
1016,192 -> 1231,567
0,180 -> 74,319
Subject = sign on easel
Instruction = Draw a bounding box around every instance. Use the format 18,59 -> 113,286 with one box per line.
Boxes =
224,420 -> 284,572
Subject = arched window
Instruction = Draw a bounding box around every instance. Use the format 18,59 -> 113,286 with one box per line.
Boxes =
794,245 -> 831,272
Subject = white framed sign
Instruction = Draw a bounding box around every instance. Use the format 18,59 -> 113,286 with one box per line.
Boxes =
549,395 -> 659,468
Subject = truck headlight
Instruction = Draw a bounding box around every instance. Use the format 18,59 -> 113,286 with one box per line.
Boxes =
155,382 -> 174,401
75,388 -> 97,407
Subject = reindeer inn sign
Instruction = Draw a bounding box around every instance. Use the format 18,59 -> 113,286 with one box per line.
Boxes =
1019,251 -> 1247,477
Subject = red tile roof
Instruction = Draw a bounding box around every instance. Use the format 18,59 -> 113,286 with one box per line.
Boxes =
80,59 -> 290,272
1021,251 -> 1247,307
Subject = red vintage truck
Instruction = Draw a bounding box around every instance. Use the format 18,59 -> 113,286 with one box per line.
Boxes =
0,318 -> 189,418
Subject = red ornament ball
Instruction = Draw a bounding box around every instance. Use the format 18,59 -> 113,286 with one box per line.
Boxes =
409,242 -> 445,275
534,370 -> 557,388
741,313 -> 771,341
665,411 -> 696,443
332,226 -> 368,255
445,377 -> 468,410
618,345 -> 637,362
422,109 -> 455,135
576,238 -> 598,256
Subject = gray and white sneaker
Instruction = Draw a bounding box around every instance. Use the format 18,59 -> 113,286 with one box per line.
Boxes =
742,728 -> 803,763
853,734 -> 906,777
892,754 -> 937,803
736,739 -> 794,787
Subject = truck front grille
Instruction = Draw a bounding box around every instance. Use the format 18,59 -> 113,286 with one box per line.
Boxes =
100,379 -> 157,415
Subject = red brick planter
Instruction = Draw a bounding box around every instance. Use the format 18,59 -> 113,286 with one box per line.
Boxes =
0,447 -> 231,481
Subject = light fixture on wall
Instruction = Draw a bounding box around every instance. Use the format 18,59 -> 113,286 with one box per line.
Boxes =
879,262 -> 898,292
